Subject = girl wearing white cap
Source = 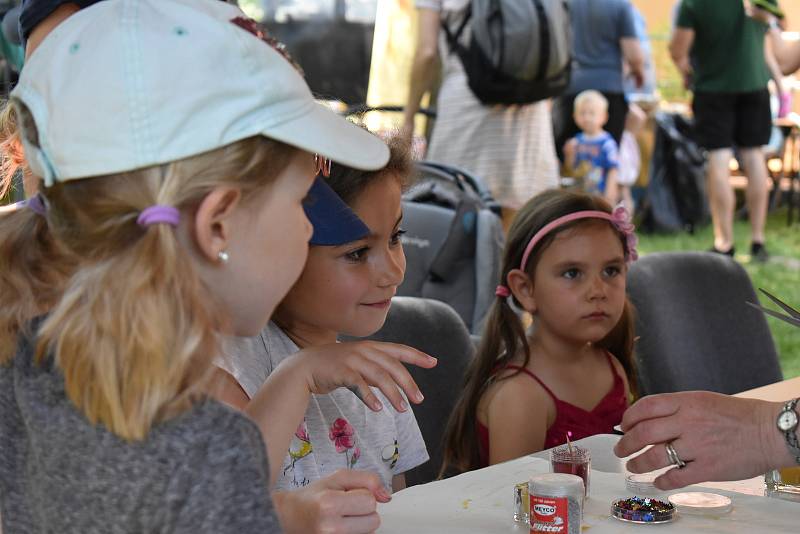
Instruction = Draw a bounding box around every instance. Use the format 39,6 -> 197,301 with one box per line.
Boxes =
0,1 -> 431,532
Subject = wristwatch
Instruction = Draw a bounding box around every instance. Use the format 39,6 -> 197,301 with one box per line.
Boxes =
776,398 -> 800,464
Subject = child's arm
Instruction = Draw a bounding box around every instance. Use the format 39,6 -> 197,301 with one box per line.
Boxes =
392,474 -> 406,493
604,168 -> 620,206
244,341 -> 437,487
563,137 -> 578,171
485,374 -> 552,464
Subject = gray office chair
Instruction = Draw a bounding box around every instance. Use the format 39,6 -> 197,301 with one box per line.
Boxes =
361,296 -> 474,486
627,251 -> 782,397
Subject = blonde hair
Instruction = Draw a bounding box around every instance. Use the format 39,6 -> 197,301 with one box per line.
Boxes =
21,130 -> 296,440
0,101 -> 78,364
574,90 -> 608,113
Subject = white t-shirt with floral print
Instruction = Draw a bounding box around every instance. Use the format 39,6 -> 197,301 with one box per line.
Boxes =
220,322 -> 430,491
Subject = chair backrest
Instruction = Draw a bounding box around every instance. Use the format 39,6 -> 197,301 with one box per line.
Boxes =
627,252 -> 782,396
361,296 -> 474,486
399,161 -> 504,334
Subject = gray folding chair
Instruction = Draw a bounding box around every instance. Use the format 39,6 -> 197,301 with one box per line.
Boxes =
359,296 -> 474,486
627,251 -> 782,396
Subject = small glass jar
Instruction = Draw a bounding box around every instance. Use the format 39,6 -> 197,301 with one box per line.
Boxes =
512,482 -> 529,524
550,445 -> 591,497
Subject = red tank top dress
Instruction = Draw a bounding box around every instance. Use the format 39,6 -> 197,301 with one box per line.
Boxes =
476,352 -> 627,467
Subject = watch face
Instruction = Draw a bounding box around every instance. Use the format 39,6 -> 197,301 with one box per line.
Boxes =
778,410 -> 798,431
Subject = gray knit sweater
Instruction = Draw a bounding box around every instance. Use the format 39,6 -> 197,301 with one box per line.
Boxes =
0,323 -> 281,533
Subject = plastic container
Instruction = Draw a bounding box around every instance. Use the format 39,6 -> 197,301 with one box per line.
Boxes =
529,473 -> 583,534
550,445 -> 591,496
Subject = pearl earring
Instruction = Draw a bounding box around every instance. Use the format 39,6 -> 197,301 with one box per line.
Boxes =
218,250 -> 230,263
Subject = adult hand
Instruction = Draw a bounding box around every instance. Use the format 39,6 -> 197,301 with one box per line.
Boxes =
275,470 -> 391,534
613,391 -> 785,491
291,340 -> 437,413
743,1 -> 776,25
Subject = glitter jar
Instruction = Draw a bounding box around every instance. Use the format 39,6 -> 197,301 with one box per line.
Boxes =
550,445 -> 591,496
529,473 -> 583,534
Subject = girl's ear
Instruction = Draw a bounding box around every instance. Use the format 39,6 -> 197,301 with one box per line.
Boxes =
192,186 -> 242,263
506,268 -> 537,313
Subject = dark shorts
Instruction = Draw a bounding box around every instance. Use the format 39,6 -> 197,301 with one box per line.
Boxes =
553,92 -> 628,162
692,89 -> 772,150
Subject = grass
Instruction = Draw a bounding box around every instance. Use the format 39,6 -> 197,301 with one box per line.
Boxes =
636,207 -> 800,378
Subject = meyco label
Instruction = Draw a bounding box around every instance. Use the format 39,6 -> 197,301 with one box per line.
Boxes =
530,495 -> 568,533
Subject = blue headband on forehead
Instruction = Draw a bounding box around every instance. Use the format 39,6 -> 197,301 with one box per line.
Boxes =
304,176 -> 370,246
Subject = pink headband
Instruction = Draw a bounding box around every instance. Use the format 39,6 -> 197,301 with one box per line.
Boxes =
137,205 -> 180,228
495,206 -> 638,298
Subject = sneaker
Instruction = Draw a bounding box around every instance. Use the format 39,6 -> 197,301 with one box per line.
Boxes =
751,242 -> 769,263
709,246 -> 735,257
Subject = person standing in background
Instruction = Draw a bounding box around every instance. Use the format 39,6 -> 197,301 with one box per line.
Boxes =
403,0 -> 559,229
552,0 -> 644,163
671,0 -> 773,261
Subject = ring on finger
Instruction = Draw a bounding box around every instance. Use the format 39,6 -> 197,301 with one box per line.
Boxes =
664,441 -> 686,469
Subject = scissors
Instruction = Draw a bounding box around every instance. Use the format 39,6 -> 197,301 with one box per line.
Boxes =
746,288 -> 800,328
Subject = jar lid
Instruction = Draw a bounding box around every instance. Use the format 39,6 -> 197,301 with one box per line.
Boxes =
668,492 -> 732,515
625,473 -> 660,495
529,473 -> 585,497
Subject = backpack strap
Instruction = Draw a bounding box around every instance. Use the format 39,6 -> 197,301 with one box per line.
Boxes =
441,3 -> 472,54
533,0 -> 550,81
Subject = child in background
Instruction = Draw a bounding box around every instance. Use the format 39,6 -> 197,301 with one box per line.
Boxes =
563,90 -> 621,204
440,189 -> 637,474
218,134 -> 430,494
0,1 -> 422,532
616,103 -> 647,215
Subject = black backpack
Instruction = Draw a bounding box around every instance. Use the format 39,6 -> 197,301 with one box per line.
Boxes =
640,112 -> 710,234
442,0 -> 572,106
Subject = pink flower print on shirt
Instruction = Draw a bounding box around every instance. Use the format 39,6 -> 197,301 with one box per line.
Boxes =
329,417 -> 360,468
329,418 -> 355,452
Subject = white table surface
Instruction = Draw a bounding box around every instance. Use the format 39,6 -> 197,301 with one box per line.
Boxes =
377,435 -> 798,533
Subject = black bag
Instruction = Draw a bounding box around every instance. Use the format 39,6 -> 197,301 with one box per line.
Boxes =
640,112 -> 709,233
442,0 -> 572,105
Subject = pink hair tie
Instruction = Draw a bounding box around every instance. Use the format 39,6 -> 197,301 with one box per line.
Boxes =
495,285 -> 511,298
518,206 -> 638,272
137,205 -> 180,228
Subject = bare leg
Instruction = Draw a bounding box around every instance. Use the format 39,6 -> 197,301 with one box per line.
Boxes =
620,185 -> 635,214
605,172 -> 620,207
706,149 -> 736,251
738,147 -> 769,244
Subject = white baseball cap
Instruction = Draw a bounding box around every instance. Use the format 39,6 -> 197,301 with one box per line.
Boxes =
11,0 -> 389,186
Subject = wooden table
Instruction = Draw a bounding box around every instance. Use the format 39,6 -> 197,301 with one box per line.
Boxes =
734,376 -> 800,402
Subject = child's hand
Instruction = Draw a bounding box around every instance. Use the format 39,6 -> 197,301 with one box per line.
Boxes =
274,469 -> 391,534
289,341 -> 437,413
563,138 -> 578,161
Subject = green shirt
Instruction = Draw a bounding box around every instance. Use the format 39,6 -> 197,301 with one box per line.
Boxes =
676,0 -> 771,93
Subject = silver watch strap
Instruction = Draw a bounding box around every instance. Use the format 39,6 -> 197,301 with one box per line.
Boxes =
783,399 -> 800,463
